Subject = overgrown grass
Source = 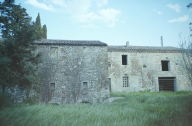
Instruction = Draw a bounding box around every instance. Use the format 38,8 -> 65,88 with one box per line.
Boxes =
0,91 -> 192,126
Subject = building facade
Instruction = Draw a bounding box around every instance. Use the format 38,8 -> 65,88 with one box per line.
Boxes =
108,42 -> 192,92
36,39 -> 109,104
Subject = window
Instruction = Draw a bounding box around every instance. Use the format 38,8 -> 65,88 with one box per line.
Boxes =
108,62 -> 111,68
50,47 -> 58,58
122,55 -> 127,65
161,61 -> 170,71
123,77 -> 129,87
82,82 -> 88,88
50,83 -> 55,90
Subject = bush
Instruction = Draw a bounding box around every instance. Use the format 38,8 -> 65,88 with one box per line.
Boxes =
23,96 -> 38,105
0,93 -> 12,108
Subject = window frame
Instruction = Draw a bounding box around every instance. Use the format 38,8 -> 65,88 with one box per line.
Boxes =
161,60 -> 170,71
123,76 -> 129,87
122,55 -> 128,65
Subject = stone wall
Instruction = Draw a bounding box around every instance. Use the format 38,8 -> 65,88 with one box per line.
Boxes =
37,45 -> 109,104
108,51 -> 192,92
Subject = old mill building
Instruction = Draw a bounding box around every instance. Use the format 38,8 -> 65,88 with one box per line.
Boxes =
36,39 -> 192,104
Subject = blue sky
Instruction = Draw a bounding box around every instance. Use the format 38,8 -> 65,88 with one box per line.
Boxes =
16,0 -> 192,47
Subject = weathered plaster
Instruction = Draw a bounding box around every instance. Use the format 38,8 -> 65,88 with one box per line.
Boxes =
108,51 -> 192,92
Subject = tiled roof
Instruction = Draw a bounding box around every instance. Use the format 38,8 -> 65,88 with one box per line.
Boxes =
108,46 -> 181,52
35,39 -> 107,46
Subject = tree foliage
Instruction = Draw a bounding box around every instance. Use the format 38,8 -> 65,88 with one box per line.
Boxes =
179,3 -> 192,85
35,13 -> 47,39
187,3 -> 192,37
35,13 -> 42,40
42,24 -> 47,39
0,0 -> 41,92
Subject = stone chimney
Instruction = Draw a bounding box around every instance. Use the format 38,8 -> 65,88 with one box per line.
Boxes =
126,41 -> 129,47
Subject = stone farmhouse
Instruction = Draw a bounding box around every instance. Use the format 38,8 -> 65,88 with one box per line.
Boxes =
108,42 -> 192,92
2,39 -> 191,104
36,39 -> 192,104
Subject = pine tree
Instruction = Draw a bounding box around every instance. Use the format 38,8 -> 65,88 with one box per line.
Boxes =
35,13 -> 43,40
42,24 -> 47,39
0,0 -> 41,92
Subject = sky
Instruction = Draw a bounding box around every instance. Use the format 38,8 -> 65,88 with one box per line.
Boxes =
14,0 -> 192,47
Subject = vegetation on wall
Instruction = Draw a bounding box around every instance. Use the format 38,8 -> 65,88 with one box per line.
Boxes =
0,0 -> 41,93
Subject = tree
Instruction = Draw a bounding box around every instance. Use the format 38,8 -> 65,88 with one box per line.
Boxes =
42,25 -> 47,39
0,0 -> 41,93
187,3 -> 192,37
35,13 -> 42,40
35,13 -> 47,39
179,3 -> 192,85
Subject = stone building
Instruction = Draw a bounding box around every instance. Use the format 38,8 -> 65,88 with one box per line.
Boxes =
108,42 -> 192,92
2,39 -> 191,104
36,39 -> 109,104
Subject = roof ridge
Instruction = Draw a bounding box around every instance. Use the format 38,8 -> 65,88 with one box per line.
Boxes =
35,39 -> 107,46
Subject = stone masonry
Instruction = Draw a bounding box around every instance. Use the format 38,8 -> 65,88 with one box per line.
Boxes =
108,42 -> 192,92
36,39 -> 109,104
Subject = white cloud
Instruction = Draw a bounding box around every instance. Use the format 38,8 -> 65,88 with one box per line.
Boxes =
95,0 -> 108,7
50,0 -> 65,6
167,3 -> 181,13
25,0 -> 55,11
153,9 -> 162,15
75,8 -> 121,27
25,0 -> 121,27
98,8 -> 121,27
77,12 -> 100,22
168,15 -> 189,23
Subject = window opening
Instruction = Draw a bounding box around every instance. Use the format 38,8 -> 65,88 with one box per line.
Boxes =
122,55 -> 127,65
50,83 -> 55,90
50,47 -> 58,58
123,77 -> 129,87
161,61 -> 170,71
82,82 -> 88,88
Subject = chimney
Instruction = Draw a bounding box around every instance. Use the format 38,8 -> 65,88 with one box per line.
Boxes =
160,36 -> 163,47
126,41 -> 129,47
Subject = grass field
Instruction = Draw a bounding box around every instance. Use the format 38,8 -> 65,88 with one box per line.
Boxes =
0,91 -> 192,126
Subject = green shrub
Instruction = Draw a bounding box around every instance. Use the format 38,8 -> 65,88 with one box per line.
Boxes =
23,96 -> 37,105
0,93 -> 12,108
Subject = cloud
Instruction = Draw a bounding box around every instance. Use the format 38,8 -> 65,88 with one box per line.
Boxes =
77,12 -> 100,22
98,8 -> 121,27
95,0 -> 108,7
153,9 -> 162,15
50,0 -> 65,6
75,8 -> 121,27
167,3 -> 181,12
25,0 -> 55,11
168,15 -> 189,23
25,0 -> 121,27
